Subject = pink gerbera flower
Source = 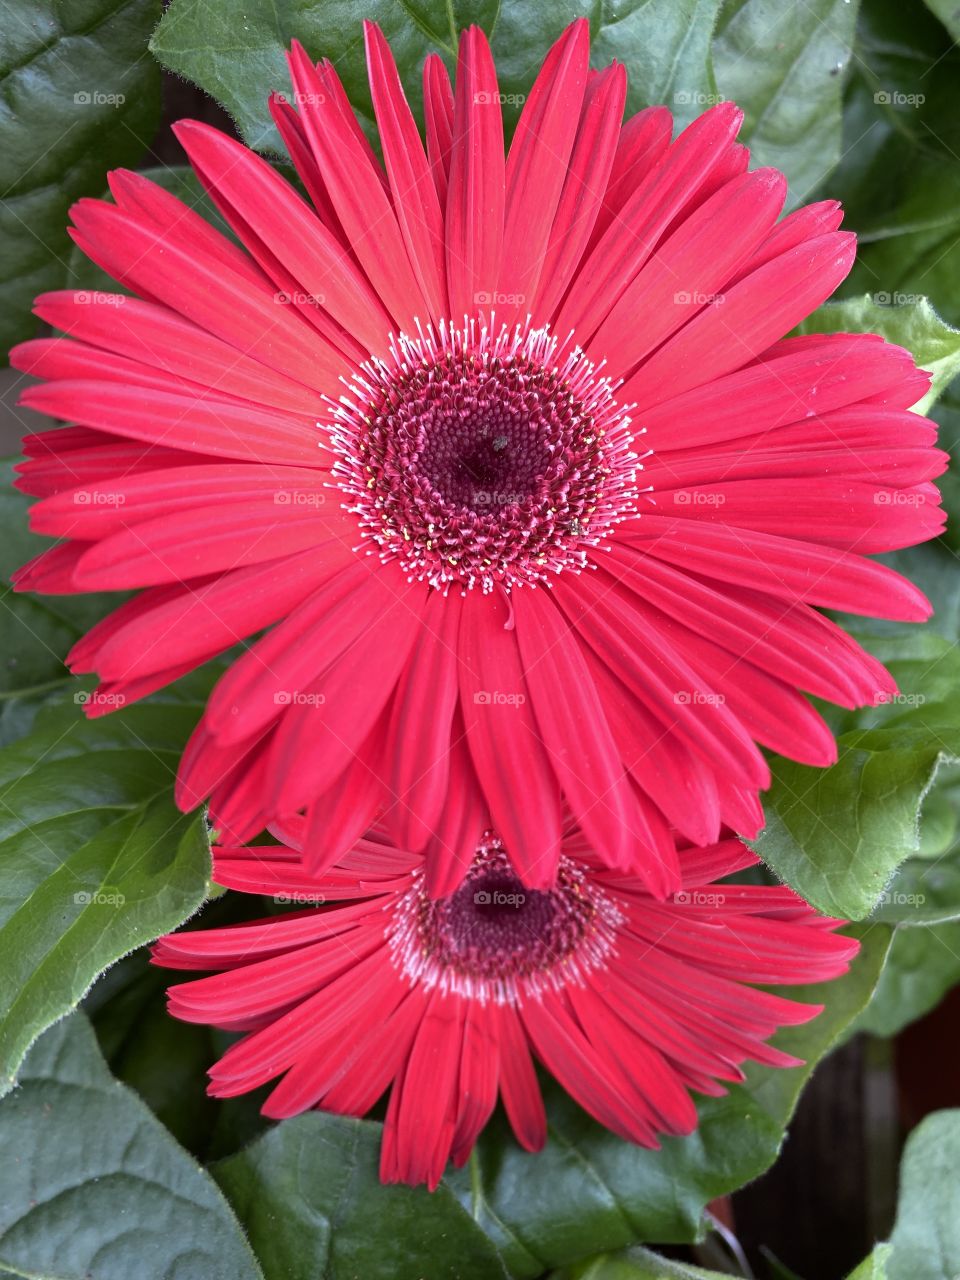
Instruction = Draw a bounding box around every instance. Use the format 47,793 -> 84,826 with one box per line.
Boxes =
13,20 -> 945,893
152,827 -> 858,1189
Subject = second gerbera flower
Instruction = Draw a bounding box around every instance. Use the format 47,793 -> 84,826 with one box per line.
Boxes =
152,828 -> 858,1189
13,19 -> 945,893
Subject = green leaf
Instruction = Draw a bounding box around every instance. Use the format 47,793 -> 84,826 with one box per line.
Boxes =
554,1246 -> 732,1278
149,0 -> 724,154
869,768 -> 960,927
151,0 -> 482,152
855,917 -> 960,1036
498,1 -> 726,132
213,1112 -> 509,1280
853,762 -> 960,1036
798,294 -> 960,412
831,1 -> 960,326
712,0 -> 860,204
0,586 -> 77,698
0,0 -> 161,360
0,679 -> 213,1095
842,159 -> 960,331
0,1012 -> 263,1280
752,629 -> 960,920
85,907 -> 273,1161
887,1110 -> 960,1280
847,1244 -> 891,1280
88,952 -> 223,1153
0,687 -> 62,748
923,0 -> 960,40
444,925 -> 888,1277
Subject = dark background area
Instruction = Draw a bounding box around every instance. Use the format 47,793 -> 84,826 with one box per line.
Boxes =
730,989 -> 960,1278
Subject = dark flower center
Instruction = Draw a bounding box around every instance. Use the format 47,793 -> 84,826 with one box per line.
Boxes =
329,322 -> 640,591
436,865 -> 573,969
389,835 -> 622,1002
419,413 -> 550,510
